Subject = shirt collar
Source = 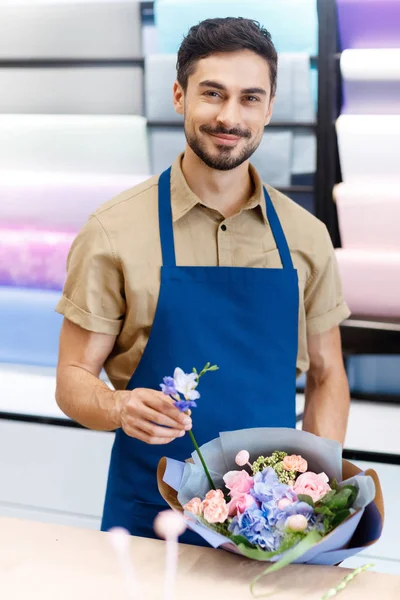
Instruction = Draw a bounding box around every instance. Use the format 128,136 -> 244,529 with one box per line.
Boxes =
169,153 -> 268,225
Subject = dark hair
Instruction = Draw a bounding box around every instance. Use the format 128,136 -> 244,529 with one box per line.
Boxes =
177,17 -> 278,97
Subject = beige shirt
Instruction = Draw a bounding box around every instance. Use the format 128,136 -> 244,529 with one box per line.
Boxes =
56,155 -> 350,390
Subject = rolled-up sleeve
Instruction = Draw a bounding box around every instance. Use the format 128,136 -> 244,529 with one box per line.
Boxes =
305,225 -> 351,336
55,215 -> 125,335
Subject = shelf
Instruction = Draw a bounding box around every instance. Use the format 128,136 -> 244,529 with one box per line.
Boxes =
0,58 -> 145,68
277,186 -> 314,194
341,317 -> 400,355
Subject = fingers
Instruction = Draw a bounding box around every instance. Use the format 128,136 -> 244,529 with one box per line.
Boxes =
124,420 -> 184,445
142,405 -> 192,430
143,393 -> 192,428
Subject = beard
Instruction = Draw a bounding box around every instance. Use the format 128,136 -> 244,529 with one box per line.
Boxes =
184,122 -> 262,171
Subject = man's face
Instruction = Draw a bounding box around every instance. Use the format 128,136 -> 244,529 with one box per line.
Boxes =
174,50 -> 275,171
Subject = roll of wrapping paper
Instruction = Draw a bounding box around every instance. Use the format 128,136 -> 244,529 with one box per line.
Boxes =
154,0 -> 318,55
336,115 -> 400,183
0,227 -> 76,290
0,171 -> 150,230
334,183 -> 400,250
335,248 -> 400,318
0,114 -> 151,174
341,49 -> 400,114
0,1 -> 142,59
337,0 -> 400,50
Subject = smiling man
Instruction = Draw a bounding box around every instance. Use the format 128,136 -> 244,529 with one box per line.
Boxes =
55,18 -> 351,543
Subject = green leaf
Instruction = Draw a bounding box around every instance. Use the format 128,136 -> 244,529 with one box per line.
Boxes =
208,364 -> 219,371
231,535 -> 257,549
192,367 -> 198,374
297,494 -> 315,507
331,509 -> 351,529
341,485 -> 358,507
319,490 -> 337,505
330,478 -> 340,492
315,505 -> 334,516
249,530 -> 323,597
328,488 -> 352,510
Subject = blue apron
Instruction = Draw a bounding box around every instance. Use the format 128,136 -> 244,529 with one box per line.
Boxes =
101,167 -> 299,545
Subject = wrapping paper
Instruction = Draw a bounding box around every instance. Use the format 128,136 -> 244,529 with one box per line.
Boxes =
336,115 -> 400,183
0,67 -> 144,115
154,0 -> 318,55
0,286 -> 63,367
0,1 -> 141,59
0,228 -> 76,290
334,183 -> 400,250
341,50 -> 400,115
336,248 -> 400,318
158,428 -> 383,566
0,115 -> 150,174
0,171 -> 150,230
337,0 -> 400,50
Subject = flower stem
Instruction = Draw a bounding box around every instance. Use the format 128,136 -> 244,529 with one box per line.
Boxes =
188,429 -> 216,490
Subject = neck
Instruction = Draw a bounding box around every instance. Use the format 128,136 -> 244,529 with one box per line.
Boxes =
181,146 -> 254,218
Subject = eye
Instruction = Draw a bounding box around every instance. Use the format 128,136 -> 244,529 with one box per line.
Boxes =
244,96 -> 259,103
204,91 -> 221,98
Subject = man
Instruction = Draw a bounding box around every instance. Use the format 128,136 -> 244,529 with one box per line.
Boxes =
55,17 -> 351,544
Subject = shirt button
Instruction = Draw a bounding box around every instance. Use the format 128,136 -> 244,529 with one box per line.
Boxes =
221,224 -> 227,231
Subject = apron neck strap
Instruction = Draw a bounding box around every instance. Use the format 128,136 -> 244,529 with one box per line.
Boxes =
158,167 -> 294,270
158,168 -> 176,267
263,187 -> 294,269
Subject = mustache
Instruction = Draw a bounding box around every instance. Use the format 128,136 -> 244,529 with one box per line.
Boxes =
199,124 -> 252,139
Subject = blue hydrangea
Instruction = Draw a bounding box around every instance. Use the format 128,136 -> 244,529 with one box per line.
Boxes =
228,507 -> 282,552
251,467 -> 297,505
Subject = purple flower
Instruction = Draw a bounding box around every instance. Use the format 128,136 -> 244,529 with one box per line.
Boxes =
174,399 -> 197,413
160,376 -> 177,396
229,507 -> 281,551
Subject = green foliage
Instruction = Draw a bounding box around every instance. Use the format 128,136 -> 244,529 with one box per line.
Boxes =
315,483 -> 358,534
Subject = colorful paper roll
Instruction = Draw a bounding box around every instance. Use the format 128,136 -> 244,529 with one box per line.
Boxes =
0,115 -> 150,174
0,228 -> 76,290
335,183 -> 400,250
337,0 -> 400,50
0,171 -> 151,230
341,49 -> 400,114
336,248 -> 400,318
336,115 -> 400,183
0,1 -> 142,59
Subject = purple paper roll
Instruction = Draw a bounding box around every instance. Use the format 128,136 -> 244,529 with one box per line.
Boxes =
0,227 -> 76,290
337,0 -> 400,49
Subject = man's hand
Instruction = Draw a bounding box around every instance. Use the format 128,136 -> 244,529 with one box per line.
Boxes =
117,388 -> 192,444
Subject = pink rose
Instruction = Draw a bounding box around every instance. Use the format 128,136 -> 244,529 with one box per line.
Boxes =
227,493 -> 257,516
223,470 -> 254,495
282,455 -> 308,473
293,471 -> 331,503
183,497 -> 203,516
202,489 -> 229,524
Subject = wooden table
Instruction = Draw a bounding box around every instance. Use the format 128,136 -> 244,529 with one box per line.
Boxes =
1,518 -> 400,599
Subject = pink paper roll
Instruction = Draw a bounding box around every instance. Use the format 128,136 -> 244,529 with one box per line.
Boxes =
336,248 -> 400,318
0,227 -> 76,290
335,183 -> 400,250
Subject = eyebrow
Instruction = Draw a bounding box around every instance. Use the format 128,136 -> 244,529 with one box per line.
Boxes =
198,80 -> 267,96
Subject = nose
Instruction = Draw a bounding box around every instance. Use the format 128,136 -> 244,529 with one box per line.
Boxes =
216,98 -> 241,130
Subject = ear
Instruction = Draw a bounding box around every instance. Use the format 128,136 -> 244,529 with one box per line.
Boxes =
264,95 -> 276,127
173,81 -> 185,115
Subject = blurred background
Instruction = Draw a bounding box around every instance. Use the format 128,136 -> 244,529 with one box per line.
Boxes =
0,0 -> 399,575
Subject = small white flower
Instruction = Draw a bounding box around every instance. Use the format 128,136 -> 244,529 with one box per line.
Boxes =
173,367 -> 200,400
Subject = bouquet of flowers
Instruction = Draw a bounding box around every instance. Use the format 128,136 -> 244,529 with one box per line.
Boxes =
157,364 -> 384,591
